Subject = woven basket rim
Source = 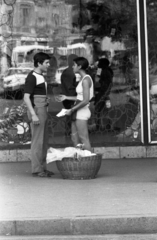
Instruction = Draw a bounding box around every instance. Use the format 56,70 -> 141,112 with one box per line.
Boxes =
61,153 -> 102,161
61,154 -> 102,161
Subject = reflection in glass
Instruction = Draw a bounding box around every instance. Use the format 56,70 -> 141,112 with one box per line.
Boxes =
0,0 -> 140,146
147,0 -> 157,142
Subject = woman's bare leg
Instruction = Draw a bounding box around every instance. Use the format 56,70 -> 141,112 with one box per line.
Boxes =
76,119 -> 92,152
71,121 -> 80,147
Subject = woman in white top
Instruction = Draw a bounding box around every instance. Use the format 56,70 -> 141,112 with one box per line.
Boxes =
57,57 -> 94,152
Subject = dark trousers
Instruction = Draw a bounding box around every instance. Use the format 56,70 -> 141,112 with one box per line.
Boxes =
63,100 -> 73,136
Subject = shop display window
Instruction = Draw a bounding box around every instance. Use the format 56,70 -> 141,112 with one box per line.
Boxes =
0,0 -> 142,147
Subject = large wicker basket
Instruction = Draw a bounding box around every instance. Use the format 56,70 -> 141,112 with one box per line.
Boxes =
56,154 -> 102,180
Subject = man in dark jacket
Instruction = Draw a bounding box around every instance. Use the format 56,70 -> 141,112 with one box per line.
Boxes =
61,54 -> 78,135
94,58 -> 113,130
61,54 -> 78,109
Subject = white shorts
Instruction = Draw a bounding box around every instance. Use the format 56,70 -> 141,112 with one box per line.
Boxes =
76,106 -> 91,120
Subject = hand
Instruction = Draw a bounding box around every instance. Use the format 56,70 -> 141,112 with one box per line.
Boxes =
46,97 -> 50,104
95,76 -> 100,83
55,95 -> 66,102
65,109 -> 72,116
32,114 -> 40,125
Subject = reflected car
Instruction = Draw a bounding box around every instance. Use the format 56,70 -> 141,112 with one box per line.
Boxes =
55,66 -> 81,84
3,67 -> 33,91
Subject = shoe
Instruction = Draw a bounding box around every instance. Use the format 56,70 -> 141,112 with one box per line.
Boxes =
44,170 -> 55,176
32,172 -> 52,178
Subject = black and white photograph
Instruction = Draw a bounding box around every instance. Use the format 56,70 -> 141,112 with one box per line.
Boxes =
0,0 -> 157,239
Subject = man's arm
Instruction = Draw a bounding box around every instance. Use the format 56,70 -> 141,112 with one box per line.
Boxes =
24,93 -> 40,124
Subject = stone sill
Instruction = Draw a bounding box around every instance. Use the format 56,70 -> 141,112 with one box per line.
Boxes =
0,145 -> 157,162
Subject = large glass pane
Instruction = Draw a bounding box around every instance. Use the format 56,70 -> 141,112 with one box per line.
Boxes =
0,0 -> 140,147
146,0 -> 157,143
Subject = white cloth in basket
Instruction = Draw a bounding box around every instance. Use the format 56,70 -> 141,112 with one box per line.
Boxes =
46,147 -> 96,164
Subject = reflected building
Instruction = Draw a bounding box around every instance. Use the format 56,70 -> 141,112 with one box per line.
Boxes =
0,0 -> 84,72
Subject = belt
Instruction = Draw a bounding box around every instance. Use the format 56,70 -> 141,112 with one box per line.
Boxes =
33,95 -> 49,107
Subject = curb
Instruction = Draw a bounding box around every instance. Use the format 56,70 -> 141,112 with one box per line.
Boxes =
1,234 -> 157,240
1,216 -> 157,236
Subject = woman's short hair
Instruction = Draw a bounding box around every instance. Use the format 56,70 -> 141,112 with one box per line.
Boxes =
34,52 -> 50,67
73,57 -> 89,71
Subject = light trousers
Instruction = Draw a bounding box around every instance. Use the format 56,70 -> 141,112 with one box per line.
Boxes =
30,106 -> 49,173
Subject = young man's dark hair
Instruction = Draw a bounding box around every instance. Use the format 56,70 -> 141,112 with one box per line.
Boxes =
34,52 -> 50,67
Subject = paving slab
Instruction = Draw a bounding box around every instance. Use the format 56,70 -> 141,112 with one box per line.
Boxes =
0,159 -> 157,236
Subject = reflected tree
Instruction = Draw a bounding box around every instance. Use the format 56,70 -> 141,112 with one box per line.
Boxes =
147,0 -> 157,67
71,0 -> 138,45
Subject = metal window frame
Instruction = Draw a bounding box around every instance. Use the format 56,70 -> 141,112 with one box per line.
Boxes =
142,0 -> 157,144
137,0 -> 150,144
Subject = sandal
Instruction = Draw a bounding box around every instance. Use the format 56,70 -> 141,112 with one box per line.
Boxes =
32,172 -> 51,178
44,170 -> 55,176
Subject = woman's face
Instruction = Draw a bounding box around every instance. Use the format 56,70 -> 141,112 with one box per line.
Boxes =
72,62 -> 80,73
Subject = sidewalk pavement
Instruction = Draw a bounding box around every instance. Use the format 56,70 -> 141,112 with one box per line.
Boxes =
1,158 -> 157,237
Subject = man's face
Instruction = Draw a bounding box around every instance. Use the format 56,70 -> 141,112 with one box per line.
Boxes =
39,59 -> 50,73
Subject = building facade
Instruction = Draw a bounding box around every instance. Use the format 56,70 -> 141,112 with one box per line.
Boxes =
0,0 -> 156,150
